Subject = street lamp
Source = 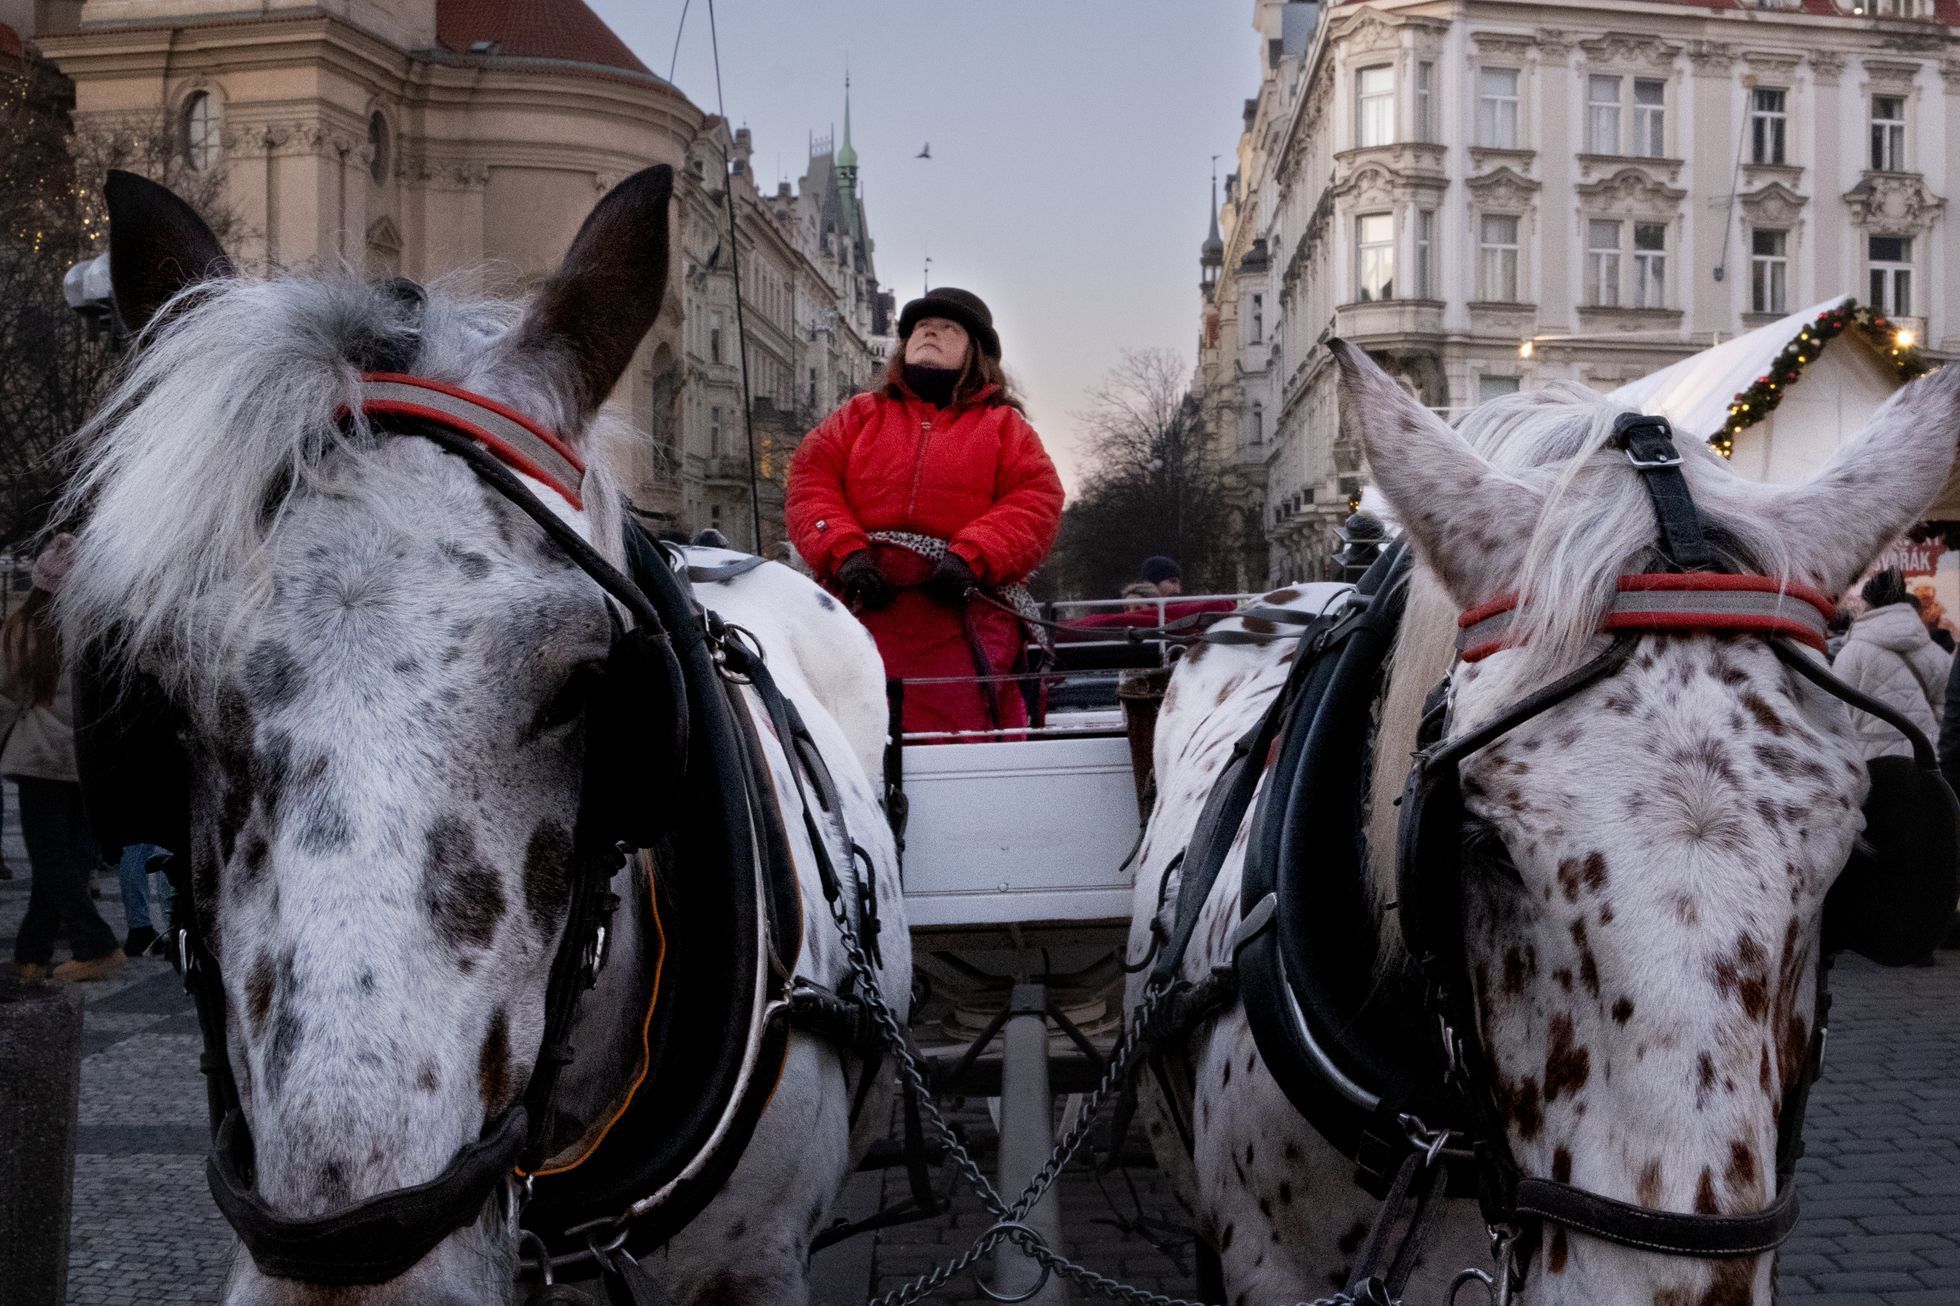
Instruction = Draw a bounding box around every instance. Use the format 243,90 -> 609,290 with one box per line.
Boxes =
62,252 -> 122,341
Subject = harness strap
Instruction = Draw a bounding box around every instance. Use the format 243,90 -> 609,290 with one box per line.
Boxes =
1512,1177 -> 1799,1259
1456,575 -> 1835,663
358,373 -> 586,508
1611,412 -> 1712,571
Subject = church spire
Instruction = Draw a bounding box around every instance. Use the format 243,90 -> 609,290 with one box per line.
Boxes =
1200,165 -> 1224,292
837,69 -> 859,174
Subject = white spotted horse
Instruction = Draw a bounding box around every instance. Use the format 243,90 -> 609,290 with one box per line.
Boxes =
62,168 -> 910,1306
1124,340 -> 1960,1304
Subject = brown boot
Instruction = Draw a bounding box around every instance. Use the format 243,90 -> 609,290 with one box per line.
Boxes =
52,951 -> 125,982
12,961 -> 50,979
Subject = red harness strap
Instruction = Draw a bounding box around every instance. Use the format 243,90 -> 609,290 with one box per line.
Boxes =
356,372 -> 586,509
1457,573 -> 1836,663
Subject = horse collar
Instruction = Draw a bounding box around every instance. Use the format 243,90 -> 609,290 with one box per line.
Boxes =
1455,574 -> 1836,663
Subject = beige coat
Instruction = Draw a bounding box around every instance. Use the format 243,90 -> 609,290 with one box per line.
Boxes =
0,660 -> 77,784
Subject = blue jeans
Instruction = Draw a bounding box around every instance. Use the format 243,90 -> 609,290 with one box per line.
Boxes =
116,842 -> 173,936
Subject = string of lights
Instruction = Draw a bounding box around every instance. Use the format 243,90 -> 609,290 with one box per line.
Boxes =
1716,300 -> 1931,458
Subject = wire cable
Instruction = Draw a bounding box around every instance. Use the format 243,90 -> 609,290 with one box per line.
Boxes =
703,0 -> 766,553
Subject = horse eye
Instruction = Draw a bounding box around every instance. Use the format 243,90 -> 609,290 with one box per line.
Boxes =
1462,819 -> 1521,882
533,662 -> 603,735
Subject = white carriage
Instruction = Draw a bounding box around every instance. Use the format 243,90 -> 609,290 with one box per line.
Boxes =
888,595 -> 1249,1299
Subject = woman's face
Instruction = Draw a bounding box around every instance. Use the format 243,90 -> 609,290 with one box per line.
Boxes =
905,316 -> 970,369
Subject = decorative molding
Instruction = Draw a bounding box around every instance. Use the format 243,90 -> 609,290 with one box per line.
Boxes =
365,216 -> 402,253
1843,173 -> 1945,233
1738,180 -> 1809,226
1686,40 -> 1736,73
1807,50 -> 1845,86
1465,165 -> 1540,211
1579,32 -> 1682,74
1336,8 -> 1403,56
1940,58 -> 1960,84
1575,167 -> 1687,217
1861,59 -> 1923,92
1741,50 -> 1802,80
399,155 -> 491,189
1471,31 -> 1537,60
1537,28 -> 1574,61
1577,154 -> 1684,186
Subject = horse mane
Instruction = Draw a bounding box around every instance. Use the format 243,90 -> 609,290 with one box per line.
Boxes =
57,270 -> 628,692
1362,381 -> 1797,935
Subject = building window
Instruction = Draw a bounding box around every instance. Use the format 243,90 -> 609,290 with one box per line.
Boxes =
1249,402 -> 1265,445
1632,80 -> 1665,158
710,311 -> 725,363
1478,213 -> 1520,301
1357,65 -> 1395,147
1751,228 -> 1789,313
1416,62 -> 1434,142
1477,68 -> 1521,148
182,91 -> 222,172
1415,209 -> 1434,298
366,112 -> 389,185
1586,219 -> 1622,307
1478,375 -> 1522,403
1871,95 -> 1906,171
1586,76 -> 1622,155
1250,293 -> 1265,342
1750,87 -> 1787,165
709,405 -> 724,455
1633,222 -> 1666,308
1869,235 -> 1912,315
1356,212 -> 1395,302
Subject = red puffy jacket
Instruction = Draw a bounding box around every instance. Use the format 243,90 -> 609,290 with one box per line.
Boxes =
787,387 -> 1064,586
787,386 -> 1065,737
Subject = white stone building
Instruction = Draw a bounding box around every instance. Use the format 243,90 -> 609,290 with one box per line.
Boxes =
1198,0 -> 1959,586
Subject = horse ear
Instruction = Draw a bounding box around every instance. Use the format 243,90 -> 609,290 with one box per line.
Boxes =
1327,339 -> 1540,607
1752,364 -> 1960,596
501,164 -> 674,429
105,170 -> 234,335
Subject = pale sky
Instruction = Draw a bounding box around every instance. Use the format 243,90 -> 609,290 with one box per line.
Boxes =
588,1 -> 1253,489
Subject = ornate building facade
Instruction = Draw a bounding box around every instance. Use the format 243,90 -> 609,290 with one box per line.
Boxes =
30,0 -> 889,541
1198,0 -> 1959,586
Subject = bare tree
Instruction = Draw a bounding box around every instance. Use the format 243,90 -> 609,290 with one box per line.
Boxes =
0,52 -> 245,551
1046,348 -> 1227,600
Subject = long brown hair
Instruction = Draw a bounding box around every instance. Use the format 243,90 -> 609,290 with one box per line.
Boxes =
882,342 -> 1027,414
2,587 -> 61,706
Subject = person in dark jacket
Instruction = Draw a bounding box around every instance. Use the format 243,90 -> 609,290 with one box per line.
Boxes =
8,536 -> 121,982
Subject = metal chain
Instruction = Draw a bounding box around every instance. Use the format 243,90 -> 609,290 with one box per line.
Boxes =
823,879 -> 1393,1306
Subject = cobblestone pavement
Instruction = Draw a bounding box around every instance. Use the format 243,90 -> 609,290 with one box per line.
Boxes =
5,791 -> 1956,1304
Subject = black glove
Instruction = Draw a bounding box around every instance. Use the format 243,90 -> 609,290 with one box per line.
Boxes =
927,551 -> 981,604
836,550 -> 894,612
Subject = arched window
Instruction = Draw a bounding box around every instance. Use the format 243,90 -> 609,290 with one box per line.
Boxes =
182,91 -> 222,172
367,112 -> 390,185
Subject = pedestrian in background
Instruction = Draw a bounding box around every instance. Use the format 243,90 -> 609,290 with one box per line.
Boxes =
7,534 -> 120,981
1835,568 -> 1949,762
1140,556 -> 1183,597
117,841 -> 171,957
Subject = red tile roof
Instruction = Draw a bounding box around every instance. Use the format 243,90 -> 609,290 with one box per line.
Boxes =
436,0 -> 653,77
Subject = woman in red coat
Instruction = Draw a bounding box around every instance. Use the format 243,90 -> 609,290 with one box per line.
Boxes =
788,288 -> 1064,737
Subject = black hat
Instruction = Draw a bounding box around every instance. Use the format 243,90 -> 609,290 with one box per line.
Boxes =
1140,555 -> 1181,584
898,287 -> 1001,359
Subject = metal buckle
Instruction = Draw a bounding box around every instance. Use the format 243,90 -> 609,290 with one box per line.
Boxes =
1623,443 -> 1682,469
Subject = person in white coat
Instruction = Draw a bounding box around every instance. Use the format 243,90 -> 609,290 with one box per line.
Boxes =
1833,568 -> 1951,761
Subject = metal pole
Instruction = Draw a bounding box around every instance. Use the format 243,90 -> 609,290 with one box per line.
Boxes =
991,983 -> 1069,1303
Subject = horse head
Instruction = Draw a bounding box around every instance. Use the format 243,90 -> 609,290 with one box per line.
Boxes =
64,165 -> 673,1305
1335,339 -> 1959,1303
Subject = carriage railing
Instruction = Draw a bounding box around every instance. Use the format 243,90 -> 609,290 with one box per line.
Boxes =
896,593 -> 1259,744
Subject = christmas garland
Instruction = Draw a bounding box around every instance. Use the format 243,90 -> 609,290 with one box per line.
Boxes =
1715,299 -> 1932,458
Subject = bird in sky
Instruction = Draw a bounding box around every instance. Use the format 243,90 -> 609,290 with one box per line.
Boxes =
916,143 -> 931,159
